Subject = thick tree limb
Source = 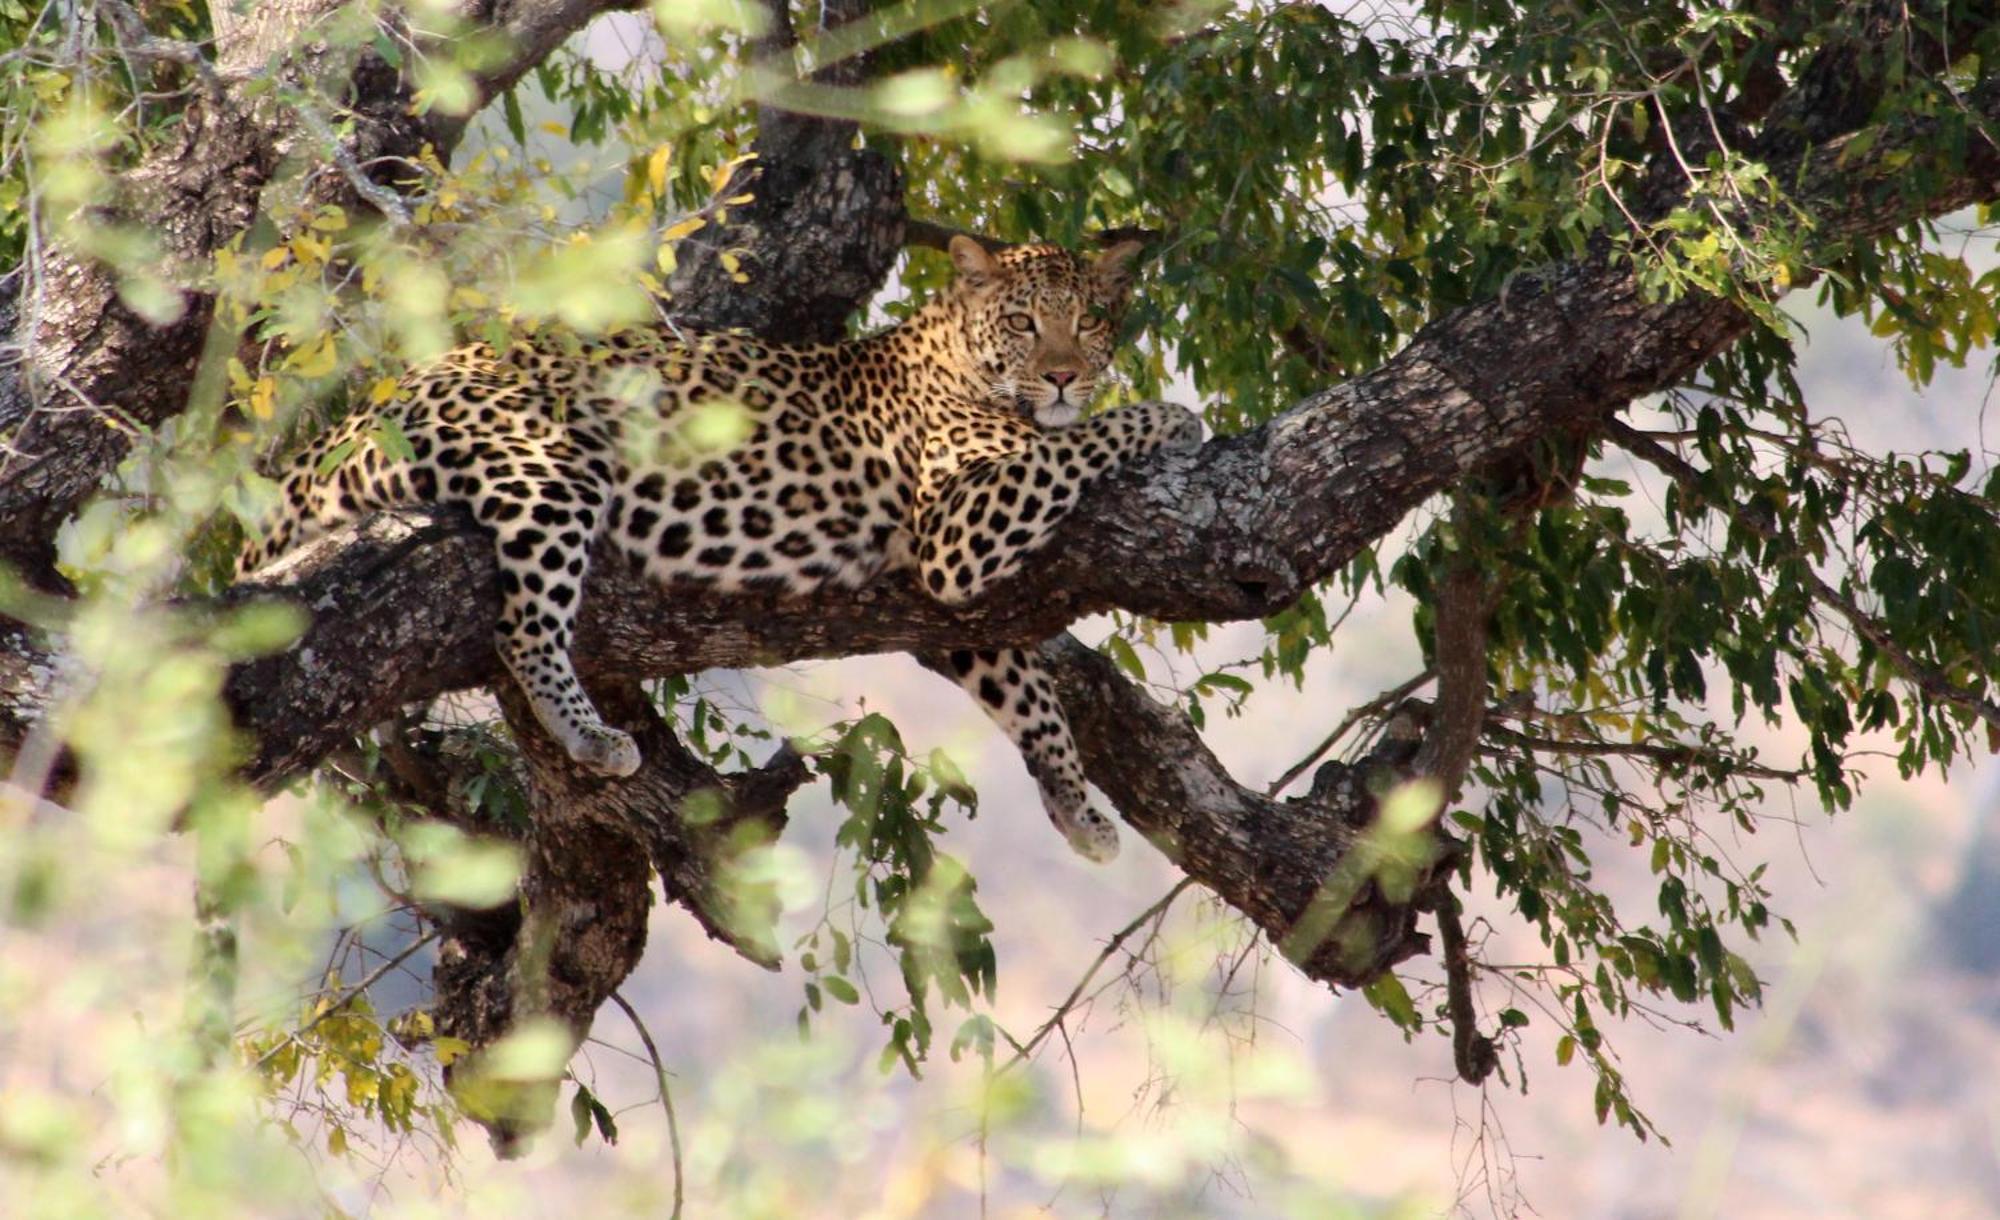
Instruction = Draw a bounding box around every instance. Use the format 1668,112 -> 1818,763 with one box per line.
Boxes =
434,675 -> 807,1153
667,0 -> 905,342
1030,637 -> 1434,984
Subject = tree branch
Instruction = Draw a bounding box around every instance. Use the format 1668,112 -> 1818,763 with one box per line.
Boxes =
1608,418 -> 2000,735
1478,720 -> 1808,783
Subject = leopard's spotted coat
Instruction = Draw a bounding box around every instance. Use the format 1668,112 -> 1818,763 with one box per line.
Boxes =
239,237 -> 1200,860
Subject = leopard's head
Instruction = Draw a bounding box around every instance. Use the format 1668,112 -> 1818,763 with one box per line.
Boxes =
946,236 -> 1143,428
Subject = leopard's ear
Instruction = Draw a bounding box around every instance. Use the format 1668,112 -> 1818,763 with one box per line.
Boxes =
1090,239 -> 1146,303
949,234 -> 1000,287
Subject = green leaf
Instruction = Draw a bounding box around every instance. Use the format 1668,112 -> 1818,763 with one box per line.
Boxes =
570,1084 -> 593,1147
1105,633 -> 1146,680
374,416 -> 416,463
502,86 -> 526,145
314,439 -> 358,478
1362,972 -> 1418,1029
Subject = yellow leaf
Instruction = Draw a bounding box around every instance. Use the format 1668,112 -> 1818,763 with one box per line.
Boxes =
225,356 -> 251,391
249,376 -> 276,420
368,376 -> 400,404
259,247 -> 290,270
433,1036 -> 472,1066
286,334 -> 338,379
719,251 -> 741,273
706,153 -> 755,191
310,207 -> 349,232
646,144 -> 671,200
539,121 -> 566,135
327,1126 -> 348,1158
662,216 -> 705,243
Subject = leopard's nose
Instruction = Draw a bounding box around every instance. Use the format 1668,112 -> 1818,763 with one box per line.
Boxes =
1043,370 -> 1078,390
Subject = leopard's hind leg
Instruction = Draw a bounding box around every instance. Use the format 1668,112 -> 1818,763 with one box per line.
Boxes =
241,395 -> 637,777
233,414 -> 398,576
458,438 -> 634,777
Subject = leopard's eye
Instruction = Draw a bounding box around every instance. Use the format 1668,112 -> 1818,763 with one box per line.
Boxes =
1003,312 -> 1036,334
1078,311 -> 1109,334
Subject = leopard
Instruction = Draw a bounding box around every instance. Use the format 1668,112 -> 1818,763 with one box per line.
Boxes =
236,235 -> 1202,862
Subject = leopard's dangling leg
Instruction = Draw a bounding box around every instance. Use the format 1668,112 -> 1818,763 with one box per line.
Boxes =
944,646 -> 1118,863
468,456 -> 635,777
913,403 -> 1200,860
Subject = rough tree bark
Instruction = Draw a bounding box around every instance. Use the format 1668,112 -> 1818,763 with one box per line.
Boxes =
2,0 -> 1997,1149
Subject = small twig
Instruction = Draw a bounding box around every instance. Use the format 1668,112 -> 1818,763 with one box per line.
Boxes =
294,104 -> 413,227
254,928 -> 439,1068
904,218 -> 1005,253
1809,572 -> 2000,733
1425,879 -> 1497,1085
994,878 -> 1195,1077
1266,669 -> 1435,796
1479,721 -> 1807,781
611,992 -> 684,1220
903,217 -> 1167,255
100,0 -> 225,102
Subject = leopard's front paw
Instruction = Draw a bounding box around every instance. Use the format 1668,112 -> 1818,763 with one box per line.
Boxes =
573,725 -> 642,777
